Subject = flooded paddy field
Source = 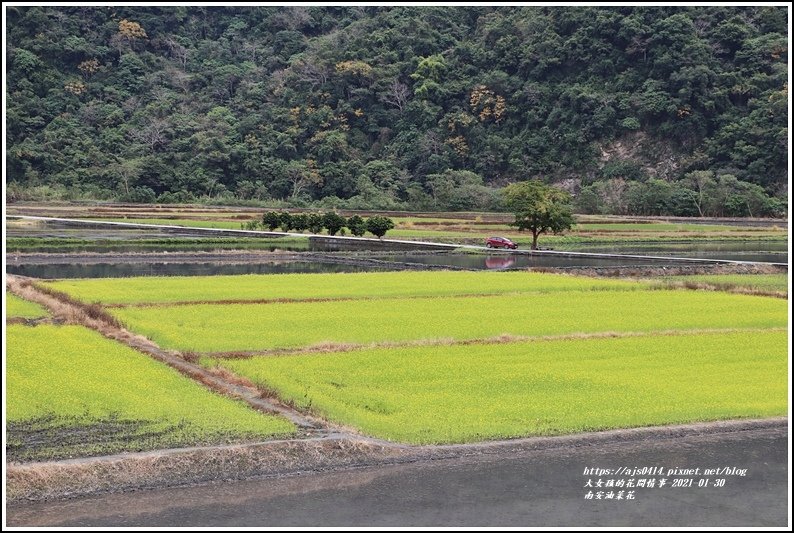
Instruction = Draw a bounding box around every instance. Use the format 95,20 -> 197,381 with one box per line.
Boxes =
6,260 -> 391,279
557,240 -> 788,264
7,214 -> 788,281
10,247 -> 785,280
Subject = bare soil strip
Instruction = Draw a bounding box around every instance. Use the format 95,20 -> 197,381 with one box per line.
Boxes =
6,417 -> 785,503
5,274 -> 322,430
203,327 -> 788,359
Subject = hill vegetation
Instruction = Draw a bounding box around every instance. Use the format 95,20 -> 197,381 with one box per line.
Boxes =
6,6 -> 788,215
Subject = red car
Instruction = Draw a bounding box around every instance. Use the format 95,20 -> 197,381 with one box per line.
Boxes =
485,236 -> 517,249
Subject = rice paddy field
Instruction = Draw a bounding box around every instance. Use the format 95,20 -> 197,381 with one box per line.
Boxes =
386,222 -> 784,245
6,324 -> 295,461
44,271 -> 643,306
30,269 -> 788,445
109,290 -> 784,353
6,292 -> 48,319
211,330 -> 787,443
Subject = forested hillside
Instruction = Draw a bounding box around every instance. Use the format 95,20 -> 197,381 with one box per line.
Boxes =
6,6 -> 788,215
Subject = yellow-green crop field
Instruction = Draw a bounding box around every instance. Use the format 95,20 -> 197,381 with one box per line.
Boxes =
6,292 -> 48,319
210,330 -> 787,444
110,290 -> 785,353
45,271 -> 643,306
7,324 -> 294,461
15,269 -> 789,449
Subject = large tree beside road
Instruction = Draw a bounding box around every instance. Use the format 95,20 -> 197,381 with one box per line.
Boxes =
503,180 -> 575,250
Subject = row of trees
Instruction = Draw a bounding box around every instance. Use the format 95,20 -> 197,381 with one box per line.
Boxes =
249,211 -> 395,238
255,184 -> 571,249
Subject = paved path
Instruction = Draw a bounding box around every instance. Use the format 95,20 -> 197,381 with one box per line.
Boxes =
7,426 -> 788,527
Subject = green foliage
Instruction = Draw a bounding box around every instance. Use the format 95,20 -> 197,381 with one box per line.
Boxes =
277,211 -> 294,232
157,191 -> 194,204
410,54 -> 447,99
346,214 -> 366,236
578,171 -> 785,217
291,213 -> 309,232
365,215 -> 395,238
12,48 -> 41,75
574,186 -> 603,214
121,186 -> 156,204
262,211 -> 281,231
5,6 -> 788,214
216,330 -> 787,443
503,180 -> 574,249
322,211 -> 346,236
426,170 -> 499,211
307,212 -> 325,233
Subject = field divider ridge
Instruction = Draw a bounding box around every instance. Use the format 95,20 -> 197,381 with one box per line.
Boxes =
99,285 -> 649,308
202,326 -> 788,359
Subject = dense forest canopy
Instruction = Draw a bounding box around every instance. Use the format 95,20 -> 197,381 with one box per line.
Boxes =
5,6 -> 789,215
